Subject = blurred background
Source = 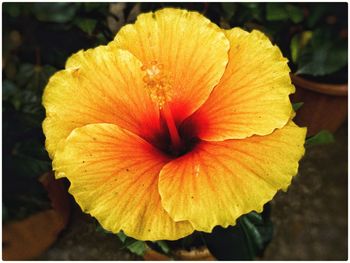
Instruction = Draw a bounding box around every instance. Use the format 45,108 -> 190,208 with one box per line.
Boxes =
2,2 -> 348,260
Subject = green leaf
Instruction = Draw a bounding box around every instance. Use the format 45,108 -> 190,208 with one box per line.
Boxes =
74,18 -> 97,35
41,65 -> 57,80
266,3 -> 303,24
290,31 -> 312,65
83,3 -> 105,12
300,31 -> 313,47
116,231 -> 147,256
245,211 -> 263,225
240,210 -> 273,258
285,4 -> 304,23
12,155 -> 51,178
221,3 -> 237,20
204,222 -> 253,260
307,4 -> 328,28
126,241 -> 147,256
3,80 -> 18,100
266,3 -> 289,21
241,217 -> 264,252
17,63 -> 35,87
292,102 -> 304,111
31,3 -> 79,23
16,63 -> 56,94
297,41 -> 347,76
297,29 -> 348,76
3,3 -> 21,17
242,2 -> 259,9
155,240 -> 170,254
290,34 -> 300,64
306,130 -> 335,146
232,3 -> 263,24
96,225 -> 111,235
117,231 -> 128,242
204,206 -> 273,260
13,140 -> 48,160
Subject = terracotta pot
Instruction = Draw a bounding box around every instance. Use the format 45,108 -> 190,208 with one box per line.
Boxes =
290,74 -> 348,136
3,173 -> 70,260
143,245 -> 215,261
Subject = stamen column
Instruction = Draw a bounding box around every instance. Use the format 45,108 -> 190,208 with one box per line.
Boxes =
142,61 -> 182,152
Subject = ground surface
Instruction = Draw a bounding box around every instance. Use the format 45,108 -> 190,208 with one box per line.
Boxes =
263,124 -> 348,260
40,124 -> 348,260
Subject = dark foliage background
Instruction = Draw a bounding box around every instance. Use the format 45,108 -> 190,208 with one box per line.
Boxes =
2,2 -> 348,254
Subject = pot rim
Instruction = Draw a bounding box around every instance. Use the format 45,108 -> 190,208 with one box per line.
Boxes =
173,246 -> 214,260
144,244 -> 215,260
291,74 -> 348,96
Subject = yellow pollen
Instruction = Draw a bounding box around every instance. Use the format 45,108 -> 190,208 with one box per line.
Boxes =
142,61 -> 172,109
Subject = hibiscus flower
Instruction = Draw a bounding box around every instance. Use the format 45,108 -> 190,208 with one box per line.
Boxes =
43,8 -> 306,241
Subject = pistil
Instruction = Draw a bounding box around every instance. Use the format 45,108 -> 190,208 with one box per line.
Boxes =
142,61 -> 183,153
161,102 -> 182,153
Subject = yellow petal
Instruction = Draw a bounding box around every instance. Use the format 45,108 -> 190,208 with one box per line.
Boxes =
53,123 -> 194,241
111,8 -> 229,125
43,46 -> 162,159
184,28 -> 295,141
159,121 -> 306,232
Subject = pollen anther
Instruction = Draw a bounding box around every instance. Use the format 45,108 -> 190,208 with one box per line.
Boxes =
142,61 -> 172,109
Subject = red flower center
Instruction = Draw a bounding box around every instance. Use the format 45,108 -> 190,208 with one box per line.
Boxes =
150,105 -> 201,157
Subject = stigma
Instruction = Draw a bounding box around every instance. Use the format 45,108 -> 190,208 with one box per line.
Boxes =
141,61 -> 173,109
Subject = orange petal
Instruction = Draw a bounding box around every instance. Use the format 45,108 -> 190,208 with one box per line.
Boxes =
111,8 -> 230,125
53,123 -> 194,241
184,28 -> 295,141
43,46 -> 161,159
159,121 -> 306,232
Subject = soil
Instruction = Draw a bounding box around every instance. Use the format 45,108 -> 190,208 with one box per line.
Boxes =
39,124 -> 348,260
263,123 -> 348,260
